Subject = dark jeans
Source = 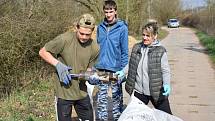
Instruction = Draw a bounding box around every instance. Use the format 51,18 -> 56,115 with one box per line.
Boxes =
134,91 -> 172,114
56,96 -> 93,121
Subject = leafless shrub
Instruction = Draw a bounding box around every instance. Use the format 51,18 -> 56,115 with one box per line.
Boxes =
181,13 -> 200,27
0,0 -> 99,98
181,0 -> 215,36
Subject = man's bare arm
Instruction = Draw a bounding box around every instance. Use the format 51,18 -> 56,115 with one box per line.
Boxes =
39,47 -> 59,66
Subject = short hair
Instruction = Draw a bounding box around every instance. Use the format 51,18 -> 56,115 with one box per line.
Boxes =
142,19 -> 158,36
103,0 -> 117,11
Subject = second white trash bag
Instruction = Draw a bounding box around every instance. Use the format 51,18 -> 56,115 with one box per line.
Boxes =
85,81 -> 94,105
118,94 -> 184,121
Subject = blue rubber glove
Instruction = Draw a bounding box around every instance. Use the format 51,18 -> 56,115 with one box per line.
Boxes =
115,70 -> 125,84
162,84 -> 171,96
88,73 -> 100,85
55,62 -> 72,85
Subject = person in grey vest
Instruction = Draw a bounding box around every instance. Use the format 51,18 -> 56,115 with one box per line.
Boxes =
125,20 -> 172,114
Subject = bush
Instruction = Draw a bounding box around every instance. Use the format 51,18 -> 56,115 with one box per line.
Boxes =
0,0 -> 90,98
181,13 -> 200,27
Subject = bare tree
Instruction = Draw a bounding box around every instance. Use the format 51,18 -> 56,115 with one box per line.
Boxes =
152,0 -> 182,24
73,0 -> 103,21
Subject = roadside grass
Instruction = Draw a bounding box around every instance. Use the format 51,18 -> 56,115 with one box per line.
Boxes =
196,31 -> 215,65
158,28 -> 169,40
0,76 -> 55,121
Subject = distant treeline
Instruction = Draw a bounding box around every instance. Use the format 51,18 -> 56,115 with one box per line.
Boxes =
181,0 -> 215,35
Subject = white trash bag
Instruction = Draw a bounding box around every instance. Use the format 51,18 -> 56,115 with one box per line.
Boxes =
85,81 -> 94,105
118,94 -> 183,121
153,108 -> 183,121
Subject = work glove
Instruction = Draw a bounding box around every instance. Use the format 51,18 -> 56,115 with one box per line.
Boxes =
55,62 -> 72,85
162,84 -> 171,96
115,70 -> 125,84
88,73 -> 100,85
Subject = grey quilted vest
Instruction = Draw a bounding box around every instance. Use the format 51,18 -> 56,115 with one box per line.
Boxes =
125,42 -> 166,102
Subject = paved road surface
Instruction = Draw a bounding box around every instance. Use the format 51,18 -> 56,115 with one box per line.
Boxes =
156,27 -> 215,121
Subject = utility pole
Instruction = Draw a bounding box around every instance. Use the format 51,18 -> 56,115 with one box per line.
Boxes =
148,0 -> 152,19
148,0 -> 151,19
209,0 -> 214,25
126,0 -> 129,23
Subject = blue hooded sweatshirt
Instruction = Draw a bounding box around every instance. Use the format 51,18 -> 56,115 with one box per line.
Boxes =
95,19 -> 128,72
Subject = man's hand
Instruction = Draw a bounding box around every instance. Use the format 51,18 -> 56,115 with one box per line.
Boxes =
88,73 -> 100,85
115,70 -> 125,84
55,62 -> 72,85
162,84 -> 171,96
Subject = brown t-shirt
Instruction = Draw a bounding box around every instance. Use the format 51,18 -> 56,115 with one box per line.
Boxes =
45,31 -> 99,100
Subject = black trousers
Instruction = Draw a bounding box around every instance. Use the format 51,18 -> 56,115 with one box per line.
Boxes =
134,91 -> 172,114
56,96 -> 93,121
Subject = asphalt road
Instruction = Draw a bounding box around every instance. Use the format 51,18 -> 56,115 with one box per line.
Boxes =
154,27 -> 215,121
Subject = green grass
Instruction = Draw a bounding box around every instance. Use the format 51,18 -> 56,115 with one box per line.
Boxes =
196,31 -> 215,65
158,28 -> 169,40
0,77 -> 55,121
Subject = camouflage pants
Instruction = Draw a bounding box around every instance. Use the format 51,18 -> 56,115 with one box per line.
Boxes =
96,81 -> 123,121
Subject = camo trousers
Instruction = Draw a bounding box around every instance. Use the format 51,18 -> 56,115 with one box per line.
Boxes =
96,82 -> 123,121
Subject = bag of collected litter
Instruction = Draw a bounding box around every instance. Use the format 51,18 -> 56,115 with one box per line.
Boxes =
153,108 -> 183,121
118,94 -> 183,121
118,94 -> 157,121
85,81 -> 94,105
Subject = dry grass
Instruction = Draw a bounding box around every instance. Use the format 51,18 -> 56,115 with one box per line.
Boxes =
128,36 -> 137,48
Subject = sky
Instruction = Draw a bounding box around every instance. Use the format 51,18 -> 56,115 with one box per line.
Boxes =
181,0 -> 207,9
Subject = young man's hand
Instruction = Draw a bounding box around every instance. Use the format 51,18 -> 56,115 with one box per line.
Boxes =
55,62 -> 72,85
162,84 -> 171,96
115,70 -> 125,84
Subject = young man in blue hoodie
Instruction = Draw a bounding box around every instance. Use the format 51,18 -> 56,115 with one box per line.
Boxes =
93,0 -> 128,120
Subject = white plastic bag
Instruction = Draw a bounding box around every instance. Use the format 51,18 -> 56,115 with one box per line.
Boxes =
118,94 -> 183,121
85,81 -> 94,105
118,94 -> 157,121
153,109 -> 183,121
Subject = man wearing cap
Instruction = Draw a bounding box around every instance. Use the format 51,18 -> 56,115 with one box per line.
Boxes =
39,14 -> 99,121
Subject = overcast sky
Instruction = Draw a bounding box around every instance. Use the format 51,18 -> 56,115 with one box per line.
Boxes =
181,0 -> 207,9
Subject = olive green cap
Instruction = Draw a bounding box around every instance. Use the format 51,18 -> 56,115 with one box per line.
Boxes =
78,14 -> 95,29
